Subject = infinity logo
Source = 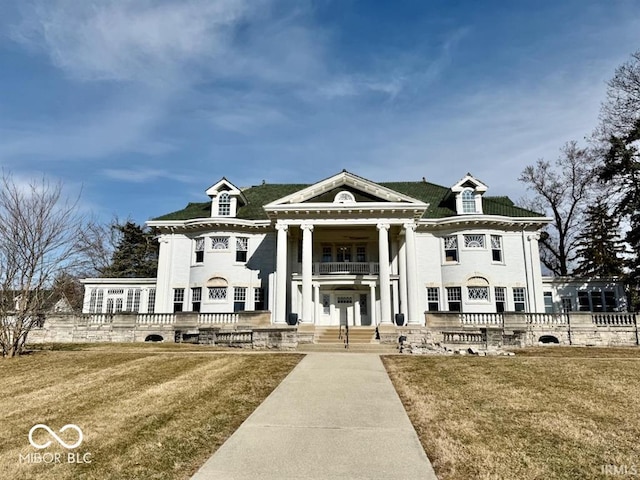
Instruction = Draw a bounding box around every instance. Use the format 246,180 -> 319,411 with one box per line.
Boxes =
28,424 -> 83,450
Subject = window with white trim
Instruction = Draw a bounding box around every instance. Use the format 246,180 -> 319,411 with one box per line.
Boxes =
359,294 -> 368,315
322,294 -> 330,314
544,292 -> 554,313
494,287 -> 506,312
89,290 -> 97,313
462,189 -> 476,213
192,287 -> 202,312
444,236 -> 458,262
561,297 -> 572,312
334,191 -> 355,203
211,236 -> 229,250
236,237 -> 248,262
464,234 -> 485,248
446,287 -> 462,312
126,289 -> 134,311
513,287 -> 526,312
427,287 -> 439,311
491,235 -> 503,262
234,287 -> 247,312
147,289 -> 155,313
468,287 -> 489,302
218,192 -> 231,216
254,287 -> 265,310
194,238 -> 205,263
173,288 -> 184,313
208,287 -> 227,301
96,289 -> 104,313
356,245 -> 367,262
322,246 -> 332,263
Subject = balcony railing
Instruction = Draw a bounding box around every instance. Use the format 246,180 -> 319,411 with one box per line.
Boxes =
309,262 -> 380,275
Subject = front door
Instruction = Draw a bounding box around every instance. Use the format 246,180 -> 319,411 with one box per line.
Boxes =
337,295 -> 353,326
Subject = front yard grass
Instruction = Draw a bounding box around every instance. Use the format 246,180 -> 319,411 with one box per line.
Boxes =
383,347 -> 640,480
1,344 -> 302,480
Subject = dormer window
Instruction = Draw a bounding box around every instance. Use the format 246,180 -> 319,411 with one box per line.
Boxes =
218,192 -> 231,216
206,178 -> 247,218
451,174 -> 487,215
462,189 -> 476,213
334,191 -> 355,204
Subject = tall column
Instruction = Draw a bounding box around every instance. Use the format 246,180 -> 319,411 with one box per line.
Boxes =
275,223 -> 289,323
404,222 -> 420,324
369,282 -> 376,326
377,223 -> 392,324
301,223 -> 314,323
398,235 -> 408,321
313,282 -> 320,325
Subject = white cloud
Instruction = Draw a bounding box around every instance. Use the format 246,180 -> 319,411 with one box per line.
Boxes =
102,167 -> 195,183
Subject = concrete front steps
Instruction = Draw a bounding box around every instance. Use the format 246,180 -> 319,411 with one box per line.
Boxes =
297,327 -> 399,353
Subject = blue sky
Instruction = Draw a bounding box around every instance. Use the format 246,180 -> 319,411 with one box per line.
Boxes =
0,0 -> 638,224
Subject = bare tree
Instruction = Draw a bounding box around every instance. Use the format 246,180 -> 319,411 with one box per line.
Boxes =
519,141 -> 598,276
0,173 -> 84,357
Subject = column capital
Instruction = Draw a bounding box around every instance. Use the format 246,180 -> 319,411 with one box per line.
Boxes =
275,223 -> 289,232
301,222 -> 314,232
376,223 -> 390,231
403,222 -> 417,232
527,233 -> 541,241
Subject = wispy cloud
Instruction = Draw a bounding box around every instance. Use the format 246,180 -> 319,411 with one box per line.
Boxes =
102,167 -> 195,184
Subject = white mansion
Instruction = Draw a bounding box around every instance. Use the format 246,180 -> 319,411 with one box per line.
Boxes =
81,170 -> 627,325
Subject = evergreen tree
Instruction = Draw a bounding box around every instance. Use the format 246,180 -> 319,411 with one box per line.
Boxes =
573,197 -> 626,277
101,222 -> 159,278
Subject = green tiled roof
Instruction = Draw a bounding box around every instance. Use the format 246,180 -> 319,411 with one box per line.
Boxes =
153,181 -> 544,221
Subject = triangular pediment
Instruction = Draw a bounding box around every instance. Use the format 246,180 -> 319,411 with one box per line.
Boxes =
451,173 -> 488,193
205,177 -> 247,205
264,171 -> 427,207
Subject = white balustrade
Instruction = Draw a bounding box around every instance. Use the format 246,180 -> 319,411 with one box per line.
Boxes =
136,314 -> 175,325
198,313 -> 239,324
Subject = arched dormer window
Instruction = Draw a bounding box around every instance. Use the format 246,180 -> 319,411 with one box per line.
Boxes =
334,191 -> 355,204
218,192 -> 231,216
462,189 -> 476,213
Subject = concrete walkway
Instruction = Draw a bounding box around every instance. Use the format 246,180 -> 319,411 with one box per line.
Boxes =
191,353 -> 438,480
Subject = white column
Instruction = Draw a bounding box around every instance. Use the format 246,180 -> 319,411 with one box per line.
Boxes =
301,223 -> 314,323
377,223 -> 392,324
369,283 -> 376,326
313,282 -> 320,325
275,223 -> 289,323
404,222 -> 420,324
398,235 -> 408,321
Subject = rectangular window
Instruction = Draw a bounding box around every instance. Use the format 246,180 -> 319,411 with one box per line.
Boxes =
126,289 -> 134,311
495,287 -> 506,312
337,245 -> 352,262
604,291 -> 617,312
446,287 -> 462,312
578,291 -> 590,311
236,237 -> 248,262
359,294 -> 368,315
356,245 -> 367,262
468,286 -> 489,301
464,234 -> 485,248
322,294 -> 330,314
191,287 -> 202,312
254,287 -> 265,310
513,287 -> 526,312
106,298 -> 114,314
491,235 -> 503,262
444,236 -> 458,262
89,290 -> 97,313
208,287 -> 227,301
133,289 -> 141,312
544,292 -> 554,313
173,288 -> 184,313
211,236 -> 229,250
427,287 -> 439,311
590,291 -> 604,312
234,287 -> 247,312
115,298 -> 123,313
561,297 -> 572,313
147,289 -> 156,313
195,238 -> 204,263
321,246 -> 332,263
96,289 -> 104,313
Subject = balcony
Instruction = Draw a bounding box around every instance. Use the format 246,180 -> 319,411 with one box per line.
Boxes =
313,262 -> 380,275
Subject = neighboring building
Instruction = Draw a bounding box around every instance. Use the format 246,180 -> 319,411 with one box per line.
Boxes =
81,170 -> 627,325
542,276 -> 627,313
